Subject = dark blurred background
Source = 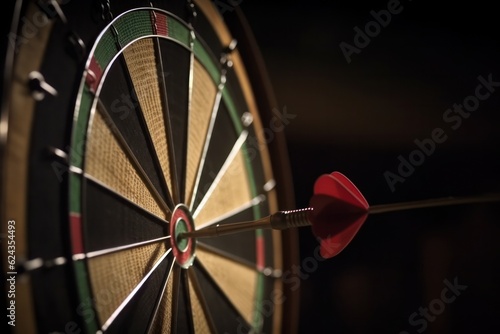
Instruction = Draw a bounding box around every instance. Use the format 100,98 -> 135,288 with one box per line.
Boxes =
1,1 -> 498,333
239,0 -> 500,333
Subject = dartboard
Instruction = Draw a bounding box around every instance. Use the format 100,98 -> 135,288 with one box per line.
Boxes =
1,0 -> 298,333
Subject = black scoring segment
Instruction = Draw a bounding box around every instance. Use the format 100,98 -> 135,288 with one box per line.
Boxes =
99,55 -> 170,203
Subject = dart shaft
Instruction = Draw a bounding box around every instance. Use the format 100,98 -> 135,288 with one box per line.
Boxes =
180,208 -> 313,239
181,217 -> 271,239
369,193 -> 500,214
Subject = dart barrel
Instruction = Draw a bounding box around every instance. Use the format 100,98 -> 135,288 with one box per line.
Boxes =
269,208 -> 313,230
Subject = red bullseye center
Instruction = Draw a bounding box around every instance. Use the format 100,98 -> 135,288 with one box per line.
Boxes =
170,204 -> 196,268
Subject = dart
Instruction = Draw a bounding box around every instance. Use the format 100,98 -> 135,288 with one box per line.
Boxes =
181,171 -> 500,258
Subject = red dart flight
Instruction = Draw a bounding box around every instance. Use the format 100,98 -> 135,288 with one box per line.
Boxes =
309,172 -> 369,258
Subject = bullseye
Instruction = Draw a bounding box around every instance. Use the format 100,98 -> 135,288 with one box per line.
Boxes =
170,204 -> 196,269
